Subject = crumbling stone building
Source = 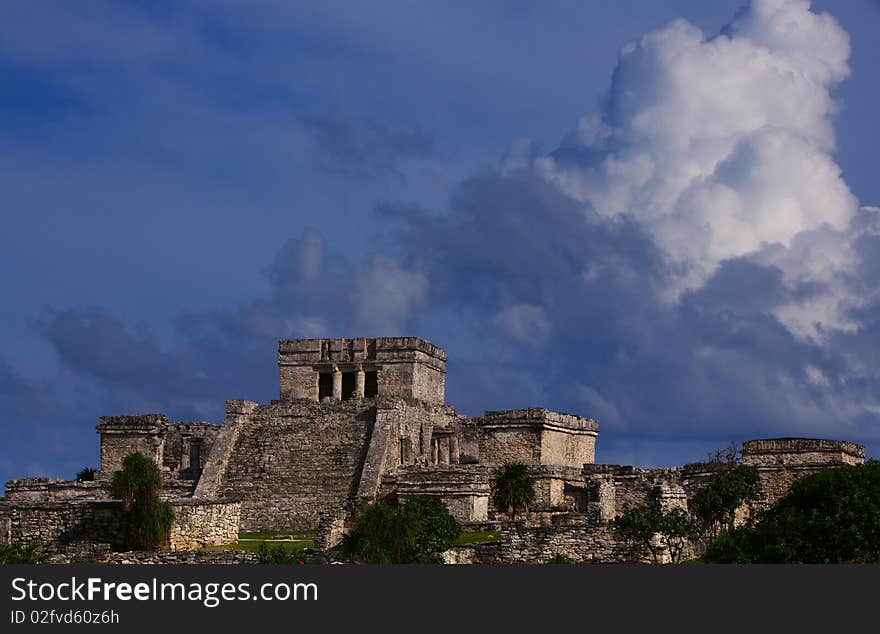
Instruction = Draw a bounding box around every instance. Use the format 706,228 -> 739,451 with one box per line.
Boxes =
0,336 -> 866,563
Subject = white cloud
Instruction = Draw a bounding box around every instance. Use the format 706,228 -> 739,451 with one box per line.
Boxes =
536,0 -> 861,338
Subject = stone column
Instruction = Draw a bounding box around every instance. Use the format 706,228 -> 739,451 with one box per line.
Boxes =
355,367 -> 365,398
449,434 -> 459,464
439,437 -> 450,465
180,435 -> 192,471
332,366 -> 342,400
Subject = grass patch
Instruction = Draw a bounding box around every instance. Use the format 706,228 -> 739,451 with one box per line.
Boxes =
238,530 -> 314,541
454,531 -> 500,546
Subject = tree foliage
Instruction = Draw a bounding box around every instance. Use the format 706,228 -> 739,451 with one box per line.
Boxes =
703,461 -> 880,563
0,541 -> 50,564
341,495 -> 460,563
76,467 -> 96,482
109,452 -> 175,550
689,464 -> 760,540
490,462 -> 536,518
612,500 -> 699,564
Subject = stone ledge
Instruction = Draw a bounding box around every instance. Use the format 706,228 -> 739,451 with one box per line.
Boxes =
742,437 -> 865,459
478,408 -> 599,434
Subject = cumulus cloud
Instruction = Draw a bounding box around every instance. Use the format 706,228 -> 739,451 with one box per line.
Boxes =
372,1 -> 880,462
13,0 -> 880,476
536,0 -> 860,338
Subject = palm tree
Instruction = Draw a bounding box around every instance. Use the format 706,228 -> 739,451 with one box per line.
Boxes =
490,462 -> 536,519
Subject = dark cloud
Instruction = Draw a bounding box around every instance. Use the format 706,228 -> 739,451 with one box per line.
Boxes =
0,359 -> 95,487
301,114 -> 434,180
14,171 -> 880,479
375,169 -> 880,463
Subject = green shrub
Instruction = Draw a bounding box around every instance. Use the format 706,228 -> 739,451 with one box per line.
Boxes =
256,543 -> 313,564
0,541 -> 50,564
689,464 -> 760,540
546,553 -> 576,564
703,461 -> 880,563
490,462 -> 536,518
613,500 -> 699,564
341,495 -> 460,563
76,467 -> 96,482
109,452 -> 175,550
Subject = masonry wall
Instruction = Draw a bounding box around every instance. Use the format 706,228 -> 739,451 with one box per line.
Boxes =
168,499 -> 240,550
4,479 -> 109,503
0,499 -> 239,552
0,501 -> 126,551
540,428 -> 596,467
380,400 -> 463,471
741,438 -> 867,505
214,400 -> 376,531
410,359 -> 446,403
476,410 -> 599,468
389,465 -> 491,523
500,517 -> 631,563
97,414 -> 169,473
278,337 -> 446,403
479,427 -> 543,465
162,422 -> 220,474
100,433 -> 164,473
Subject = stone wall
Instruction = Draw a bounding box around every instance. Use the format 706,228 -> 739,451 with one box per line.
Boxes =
0,501 -> 125,550
529,466 -> 589,511
278,337 -> 446,404
389,465 -> 491,523
49,544 -> 258,564
162,422 -> 220,475
476,409 -> 599,468
214,399 -> 375,531
741,438 -> 867,505
4,478 -> 109,503
0,498 -> 239,552
500,516 -> 631,563
168,499 -> 240,550
97,415 -> 168,473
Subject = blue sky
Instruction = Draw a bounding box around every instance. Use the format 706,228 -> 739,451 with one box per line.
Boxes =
1,0 -> 879,484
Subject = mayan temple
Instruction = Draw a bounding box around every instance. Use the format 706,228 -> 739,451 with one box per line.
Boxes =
0,337 -> 865,563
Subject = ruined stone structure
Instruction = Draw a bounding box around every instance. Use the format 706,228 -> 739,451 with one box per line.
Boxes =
0,336 -> 867,562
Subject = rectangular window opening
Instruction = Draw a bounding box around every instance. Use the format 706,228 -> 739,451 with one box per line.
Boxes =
189,442 -> 201,471
318,372 -> 333,401
364,371 -> 378,398
342,372 -> 356,400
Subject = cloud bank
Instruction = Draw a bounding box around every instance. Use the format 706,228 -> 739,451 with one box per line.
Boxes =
5,0 -> 880,484
537,0 -> 862,339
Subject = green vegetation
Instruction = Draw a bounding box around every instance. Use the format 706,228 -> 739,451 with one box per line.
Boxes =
76,467 -> 96,482
689,464 -> 760,541
454,530 -> 500,545
0,541 -> 50,564
256,542 -> 317,564
703,461 -> 880,563
109,452 -> 175,550
612,500 -> 699,564
238,530 -> 314,541
545,553 -> 576,564
490,462 -> 536,518
341,495 -> 460,563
